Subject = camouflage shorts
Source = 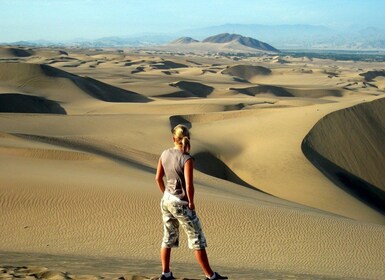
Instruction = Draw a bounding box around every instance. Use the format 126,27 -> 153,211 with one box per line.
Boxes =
160,198 -> 207,250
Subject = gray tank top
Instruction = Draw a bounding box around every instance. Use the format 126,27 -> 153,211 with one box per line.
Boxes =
160,148 -> 193,199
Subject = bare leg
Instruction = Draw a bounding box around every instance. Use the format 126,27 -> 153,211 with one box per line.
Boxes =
194,249 -> 214,277
161,247 -> 172,273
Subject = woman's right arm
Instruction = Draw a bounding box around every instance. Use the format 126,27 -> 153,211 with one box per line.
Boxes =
184,158 -> 195,210
155,159 -> 166,193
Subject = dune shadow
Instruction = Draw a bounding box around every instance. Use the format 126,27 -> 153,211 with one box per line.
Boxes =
168,117 -> 262,191
166,81 -> 214,98
7,48 -> 34,57
0,93 -> 66,114
150,60 -> 188,69
230,85 -> 342,98
302,138 -> 385,215
359,70 -> 385,82
74,76 -> 152,103
160,91 -> 197,98
224,103 -> 246,111
222,65 -> 272,81
14,134 -> 155,173
231,85 -> 293,97
194,151 -> 261,191
301,97 -> 385,215
169,117 -> 252,187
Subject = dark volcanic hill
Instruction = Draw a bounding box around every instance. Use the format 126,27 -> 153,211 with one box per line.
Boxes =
169,33 -> 279,54
202,33 -> 279,52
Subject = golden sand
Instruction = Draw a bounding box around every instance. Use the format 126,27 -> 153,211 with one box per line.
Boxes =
0,46 -> 384,279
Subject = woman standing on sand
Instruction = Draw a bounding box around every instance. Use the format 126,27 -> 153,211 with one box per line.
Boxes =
155,124 -> 227,280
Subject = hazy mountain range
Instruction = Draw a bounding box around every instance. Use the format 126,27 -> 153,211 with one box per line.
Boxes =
3,24 -> 385,50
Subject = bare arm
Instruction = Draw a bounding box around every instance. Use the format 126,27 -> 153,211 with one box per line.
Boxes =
155,159 -> 166,193
184,158 -> 195,210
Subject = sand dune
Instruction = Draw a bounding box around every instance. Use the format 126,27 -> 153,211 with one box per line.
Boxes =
230,85 -> 294,97
193,151 -> 257,190
374,76 -> 385,90
48,58 -> 85,68
0,46 -> 68,59
165,81 -> 214,98
39,63 -> 148,102
302,97 -> 385,214
1,48 -> 385,279
230,84 -> 343,98
150,60 -> 188,69
0,46 -> 35,58
0,63 -> 151,113
0,93 -> 66,114
222,64 -> 271,81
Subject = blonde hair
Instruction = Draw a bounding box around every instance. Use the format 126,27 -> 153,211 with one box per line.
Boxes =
172,124 -> 191,153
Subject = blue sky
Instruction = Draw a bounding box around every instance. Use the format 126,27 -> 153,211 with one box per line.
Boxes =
1,0 -> 385,42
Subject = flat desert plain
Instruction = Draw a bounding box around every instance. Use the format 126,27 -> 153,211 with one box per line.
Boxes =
0,46 -> 385,279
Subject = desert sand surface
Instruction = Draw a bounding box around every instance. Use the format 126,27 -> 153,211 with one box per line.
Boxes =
0,46 -> 385,279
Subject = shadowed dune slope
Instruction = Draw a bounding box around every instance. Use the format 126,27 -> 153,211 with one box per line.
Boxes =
302,97 -> 385,214
230,85 -> 293,97
0,47 -> 68,59
150,60 -> 188,69
222,65 -> 271,81
0,93 -> 66,114
194,151 -> 257,191
161,81 -> 214,98
0,63 -> 151,103
231,85 -> 342,98
40,64 -> 151,103
359,70 -> 385,81
0,47 -> 35,57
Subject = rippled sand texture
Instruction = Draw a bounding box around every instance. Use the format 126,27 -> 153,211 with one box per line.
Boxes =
0,46 -> 385,279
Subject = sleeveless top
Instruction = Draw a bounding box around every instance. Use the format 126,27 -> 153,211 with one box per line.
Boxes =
160,148 -> 193,200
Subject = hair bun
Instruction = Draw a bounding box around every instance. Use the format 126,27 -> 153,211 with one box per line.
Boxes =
173,124 -> 191,153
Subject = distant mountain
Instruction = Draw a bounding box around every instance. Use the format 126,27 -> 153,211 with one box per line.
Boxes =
168,33 -> 279,54
170,37 -> 199,44
202,33 -> 279,52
